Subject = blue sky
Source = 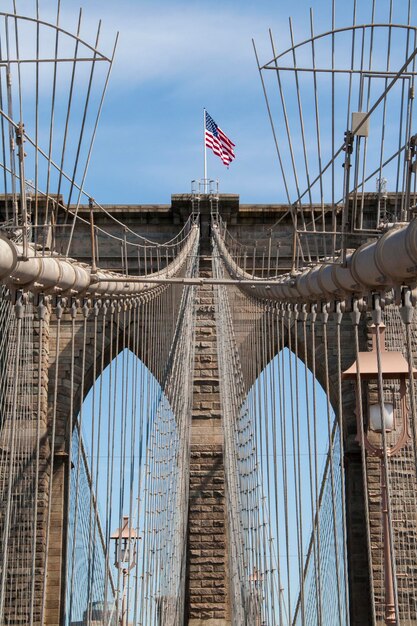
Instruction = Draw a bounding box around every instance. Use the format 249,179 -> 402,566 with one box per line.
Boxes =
76,0 -> 320,204
65,0 -> 417,205
67,0 -> 300,204
4,0 -> 414,204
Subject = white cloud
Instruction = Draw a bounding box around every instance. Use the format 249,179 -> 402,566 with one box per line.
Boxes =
81,5 -> 272,90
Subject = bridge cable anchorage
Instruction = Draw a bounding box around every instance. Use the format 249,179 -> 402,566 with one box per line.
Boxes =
0,218 -> 199,296
212,217 -> 417,304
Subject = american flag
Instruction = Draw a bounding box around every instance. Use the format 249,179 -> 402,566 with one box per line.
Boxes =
205,111 -> 235,166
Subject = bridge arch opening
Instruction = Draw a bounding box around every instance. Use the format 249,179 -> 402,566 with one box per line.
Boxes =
65,346 -> 187,626
228,346 -> 349,626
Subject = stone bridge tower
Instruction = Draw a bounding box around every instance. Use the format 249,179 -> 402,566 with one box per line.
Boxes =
2,193 -> 417,625
52,193 -> 386,624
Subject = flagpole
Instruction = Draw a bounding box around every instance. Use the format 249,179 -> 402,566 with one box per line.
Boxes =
203,108 -> 207,193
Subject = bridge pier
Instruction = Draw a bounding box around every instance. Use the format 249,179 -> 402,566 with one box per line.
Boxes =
0,301 -> 52,625
185,196 -> 231,625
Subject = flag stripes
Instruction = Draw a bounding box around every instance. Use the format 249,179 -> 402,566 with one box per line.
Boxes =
205,111 -> 235,167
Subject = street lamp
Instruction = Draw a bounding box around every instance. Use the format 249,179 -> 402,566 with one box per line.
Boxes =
343,324 -> 417,624
111,516 -> 138,626
249,567 -> 264,626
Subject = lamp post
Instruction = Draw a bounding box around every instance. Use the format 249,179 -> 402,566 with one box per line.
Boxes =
111,516 -> 138,626
249,567 -> 264,626
343,324 -> 417,625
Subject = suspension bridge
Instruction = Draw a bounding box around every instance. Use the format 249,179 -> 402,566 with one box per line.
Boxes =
1,1 -> 417,625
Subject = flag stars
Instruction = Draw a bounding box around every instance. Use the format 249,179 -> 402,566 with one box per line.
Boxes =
205,110 -> 235,167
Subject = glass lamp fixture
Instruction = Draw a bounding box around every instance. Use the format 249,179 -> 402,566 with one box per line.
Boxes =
343,324 -> 414,456
368,402 -> 394,433
111,515 -> 138,571
110,516 -> 139,626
